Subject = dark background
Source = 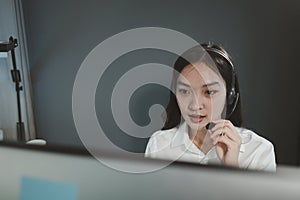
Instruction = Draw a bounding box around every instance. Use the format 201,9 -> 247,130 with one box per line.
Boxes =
22,0 -> 300,165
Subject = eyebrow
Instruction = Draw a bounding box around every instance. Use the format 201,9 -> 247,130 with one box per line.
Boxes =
177,81 -> 220,88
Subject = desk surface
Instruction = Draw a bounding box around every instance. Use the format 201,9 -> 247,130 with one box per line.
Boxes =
0,143 -> 299,200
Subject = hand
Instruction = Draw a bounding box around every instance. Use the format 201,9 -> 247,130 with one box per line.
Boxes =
209,120 -> 242,167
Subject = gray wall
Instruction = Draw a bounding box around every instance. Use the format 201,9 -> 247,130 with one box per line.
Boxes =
22,0 -> 300,165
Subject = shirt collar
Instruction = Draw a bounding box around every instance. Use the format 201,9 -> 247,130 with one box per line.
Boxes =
171,122 -> 189,148
240,142 -> 245,153
171,122 -> 204,155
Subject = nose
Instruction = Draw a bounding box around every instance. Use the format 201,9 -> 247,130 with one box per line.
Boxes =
188,93 -> 204,111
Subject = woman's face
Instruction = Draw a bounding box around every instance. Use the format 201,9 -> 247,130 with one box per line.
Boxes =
176,62 -> 227,131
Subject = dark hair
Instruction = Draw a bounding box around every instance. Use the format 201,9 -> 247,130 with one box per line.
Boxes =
162,43 -> 243,130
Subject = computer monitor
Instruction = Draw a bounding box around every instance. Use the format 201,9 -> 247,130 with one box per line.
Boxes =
0,142 -> 300,200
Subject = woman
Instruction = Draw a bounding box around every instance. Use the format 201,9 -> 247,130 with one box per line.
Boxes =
145,43 -> 276,172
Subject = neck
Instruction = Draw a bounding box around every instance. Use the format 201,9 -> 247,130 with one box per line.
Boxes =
188,126 -> 214,154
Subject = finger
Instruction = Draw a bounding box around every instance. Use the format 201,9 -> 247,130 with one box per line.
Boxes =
212,132 -> 227,145
211,120 -> 233,132
218,126 -> 241,143
215,134 -> 234,149
210,126 -> 237,141
215,134 -> 240,151
210,120 -> 241,143
210,126 -> 229,139
211,129 -> 241,147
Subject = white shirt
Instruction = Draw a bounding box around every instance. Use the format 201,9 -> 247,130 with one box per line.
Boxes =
145,122 -> 276,172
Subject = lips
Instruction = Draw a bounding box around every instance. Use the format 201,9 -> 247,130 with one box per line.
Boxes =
188,114 -> 206,123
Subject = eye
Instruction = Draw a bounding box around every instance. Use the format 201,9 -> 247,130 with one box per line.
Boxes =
205,90 -> 218,95
178,89 -> 190,95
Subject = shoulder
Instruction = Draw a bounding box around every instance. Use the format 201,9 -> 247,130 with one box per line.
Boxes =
148,127 -> 178,146
235,127 -> 274,149
145,127 -> 178,155
236,127 -> 276,171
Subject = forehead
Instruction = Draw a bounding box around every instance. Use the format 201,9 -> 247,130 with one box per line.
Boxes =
177,62 -> 225,87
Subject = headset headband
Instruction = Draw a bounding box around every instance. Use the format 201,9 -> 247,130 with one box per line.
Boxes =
204,45 -> 239,117
205,48 -> 235,73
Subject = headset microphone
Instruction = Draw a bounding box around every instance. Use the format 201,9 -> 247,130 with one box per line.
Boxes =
206,122 -> 216,130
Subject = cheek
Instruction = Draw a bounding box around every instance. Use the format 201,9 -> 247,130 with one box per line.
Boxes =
176,95 -> 188,112
210,95 -> 226,117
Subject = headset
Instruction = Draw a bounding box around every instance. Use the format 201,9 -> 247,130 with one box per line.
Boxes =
203,44 -> 240,118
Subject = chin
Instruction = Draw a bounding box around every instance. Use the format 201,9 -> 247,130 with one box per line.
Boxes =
186,121 -> 206,131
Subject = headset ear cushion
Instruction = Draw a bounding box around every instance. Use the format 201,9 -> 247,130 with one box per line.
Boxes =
226,91 -> 239,118
228,88 -> 236,105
